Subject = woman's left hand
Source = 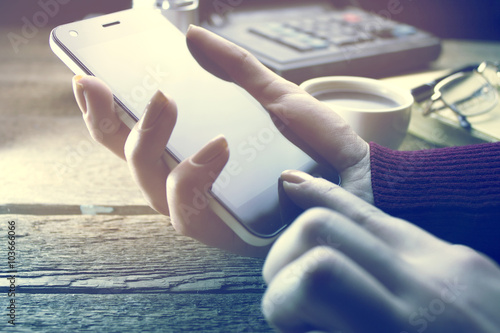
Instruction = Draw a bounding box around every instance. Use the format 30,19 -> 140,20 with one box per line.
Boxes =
72,25 -> 372,257
262,170 -> 500,333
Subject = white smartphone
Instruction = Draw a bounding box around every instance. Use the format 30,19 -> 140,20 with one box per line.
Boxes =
50,9 -> 339,246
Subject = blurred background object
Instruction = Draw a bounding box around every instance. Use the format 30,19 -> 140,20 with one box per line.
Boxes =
357,0 -> 500,41
1,1 -> 498,41
198,0 -> 443,82
201,0 -> 500,41
0,1 -> 130,27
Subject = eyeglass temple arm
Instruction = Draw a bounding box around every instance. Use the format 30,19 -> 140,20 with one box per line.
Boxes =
424,98 -> 472,130
422,92 -> 441,116
411,63 -> 479,103
456,113 -> 472,130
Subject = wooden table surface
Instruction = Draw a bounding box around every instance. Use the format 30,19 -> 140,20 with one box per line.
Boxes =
1,24 -> 499,332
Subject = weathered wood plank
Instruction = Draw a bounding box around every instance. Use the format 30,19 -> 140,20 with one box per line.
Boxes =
0,215 -> 273,331
0,215 -> 267,294
0,204 -> 156,216
1,293 -> 272,332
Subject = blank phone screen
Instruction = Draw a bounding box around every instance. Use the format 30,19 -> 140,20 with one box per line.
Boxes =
54,10 -> 337,237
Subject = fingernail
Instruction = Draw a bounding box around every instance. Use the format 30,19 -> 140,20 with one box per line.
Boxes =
186,24 -> 195,39
139,90 -> 169,130
186,24 -> 199,35
281,170 -> 314,184
72,75 -> 87,114
191,135 -> 228,165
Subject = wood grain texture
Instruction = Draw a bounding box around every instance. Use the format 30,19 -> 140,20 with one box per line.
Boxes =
0,215 -> 272,332
0,293 -> 271,332
0,204 -> 157,215
0,215 -> 266,293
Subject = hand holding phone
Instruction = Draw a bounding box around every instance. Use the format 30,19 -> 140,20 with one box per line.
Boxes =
52,10 -> 371,255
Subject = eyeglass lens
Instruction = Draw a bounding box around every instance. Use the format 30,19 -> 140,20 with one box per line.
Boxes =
439,72 -> 498,117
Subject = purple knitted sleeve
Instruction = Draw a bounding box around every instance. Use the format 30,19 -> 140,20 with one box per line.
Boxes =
370,142 -> 500,260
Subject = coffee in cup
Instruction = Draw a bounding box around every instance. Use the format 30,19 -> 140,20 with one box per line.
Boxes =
300,76 -> 414,149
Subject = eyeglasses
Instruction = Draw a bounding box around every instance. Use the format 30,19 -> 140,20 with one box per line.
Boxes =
423,61 -> 500,130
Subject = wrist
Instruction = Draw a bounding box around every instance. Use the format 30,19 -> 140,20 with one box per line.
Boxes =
340,141 -> 373,204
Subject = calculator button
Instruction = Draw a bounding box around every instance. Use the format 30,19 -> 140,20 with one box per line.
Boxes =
315,30 -> 332,40
373,27 -> 397,38
329,35 -> 358,46
392,25 -> 418,37
307,38 -> 330,49
249,26 -> 283,40
279,37 -> 315,51
315,15 -> 332,23
337,25 -> 358,36
299,25 -> 317,35
356,32 -> 375,42
284,20 -> 301,28
342,12 -> 362,23
276,26 -> 299,37
247,8 -> 422,52
326,12 -> 346,22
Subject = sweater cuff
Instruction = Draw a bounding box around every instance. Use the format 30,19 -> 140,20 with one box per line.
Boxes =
369,142 -> 500,217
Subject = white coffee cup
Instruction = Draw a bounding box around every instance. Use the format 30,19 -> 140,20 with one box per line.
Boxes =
300,76 -> 414,149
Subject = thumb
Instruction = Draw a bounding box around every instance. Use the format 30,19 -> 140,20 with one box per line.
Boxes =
167,135 -> 229,238
166,135 -> 269,256
280,169 -> 338,210
280,169 -> 444,253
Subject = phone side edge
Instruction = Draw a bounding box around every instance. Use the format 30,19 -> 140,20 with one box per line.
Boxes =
208,198 -> 279,247
49,27 -> 86,76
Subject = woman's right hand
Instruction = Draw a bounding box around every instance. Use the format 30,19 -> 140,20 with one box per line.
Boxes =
263,172 -> 500,332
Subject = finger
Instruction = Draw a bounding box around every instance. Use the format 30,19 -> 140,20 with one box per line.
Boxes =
167,135 -> 270,257
73,75 -> 130,160
263,207 -> 414,294
186,26 -> 368,173
186,25 -> 324,163
124,90 -> 176,215
262,246 -> 403,333
280,170 -> 449,253
186,25 -> 298,105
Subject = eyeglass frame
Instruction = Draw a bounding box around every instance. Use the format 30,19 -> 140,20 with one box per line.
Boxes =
422,61 -> 500,130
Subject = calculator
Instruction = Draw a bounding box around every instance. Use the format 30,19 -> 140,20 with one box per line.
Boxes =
203,2 -> 441,84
